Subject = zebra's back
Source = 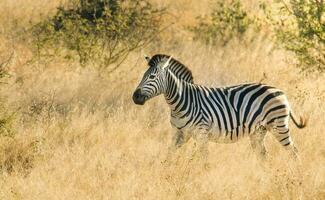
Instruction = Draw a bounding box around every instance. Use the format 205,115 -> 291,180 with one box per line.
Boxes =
198,83 -> 290,142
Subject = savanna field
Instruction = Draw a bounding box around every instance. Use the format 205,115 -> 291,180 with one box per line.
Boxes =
0,0 -> 324,199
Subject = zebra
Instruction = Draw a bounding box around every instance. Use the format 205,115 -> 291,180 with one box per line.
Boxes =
132,54 -> 307,159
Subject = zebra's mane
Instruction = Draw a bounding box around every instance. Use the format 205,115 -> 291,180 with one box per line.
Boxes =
148,54 -> 194,83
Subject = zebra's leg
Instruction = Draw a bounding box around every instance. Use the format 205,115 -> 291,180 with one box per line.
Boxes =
249,126 -> 267,161
274,122 -> 303,199
169,129 -> 188,151
195,132 -> 209,155
163,129 -> 190,164
193,130 -> 210,169
274,124 -> 301,161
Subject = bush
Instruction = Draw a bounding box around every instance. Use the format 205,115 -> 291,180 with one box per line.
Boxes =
32,0 -> 165,70
189,0 -> 254,45
262,0 -> 325,72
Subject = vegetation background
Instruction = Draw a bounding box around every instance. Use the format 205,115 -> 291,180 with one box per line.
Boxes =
0,0 -> 324,199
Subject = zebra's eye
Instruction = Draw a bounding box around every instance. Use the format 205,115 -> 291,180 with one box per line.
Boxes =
148,74 -> 156,79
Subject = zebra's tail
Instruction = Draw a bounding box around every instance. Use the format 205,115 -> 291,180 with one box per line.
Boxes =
290,111 -> 307,129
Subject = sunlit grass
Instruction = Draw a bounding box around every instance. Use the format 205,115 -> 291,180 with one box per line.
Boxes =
0,0 -> 324,199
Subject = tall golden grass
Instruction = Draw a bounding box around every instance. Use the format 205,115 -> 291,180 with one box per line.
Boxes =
0,0 -> 324,199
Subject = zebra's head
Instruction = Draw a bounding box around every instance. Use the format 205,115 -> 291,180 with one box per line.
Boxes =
132,55 -> 172,105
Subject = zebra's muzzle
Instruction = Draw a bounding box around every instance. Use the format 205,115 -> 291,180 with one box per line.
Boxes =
133,89 -> 146,105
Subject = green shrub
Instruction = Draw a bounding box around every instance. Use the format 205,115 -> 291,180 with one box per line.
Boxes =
190,0 -> 254,45
32,0 -> 165,70
262,0 -> 324,72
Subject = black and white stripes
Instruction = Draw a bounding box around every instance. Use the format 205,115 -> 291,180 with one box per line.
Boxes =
133,54 -> 306,156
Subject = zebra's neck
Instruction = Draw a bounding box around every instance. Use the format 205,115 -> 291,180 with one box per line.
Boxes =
149,54 -> 194,83
163,69 -> 198,114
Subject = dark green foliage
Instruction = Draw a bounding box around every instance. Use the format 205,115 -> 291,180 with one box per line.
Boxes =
32,0 -> 165,70
190,0 -> 253,45
263,0 -> 325,72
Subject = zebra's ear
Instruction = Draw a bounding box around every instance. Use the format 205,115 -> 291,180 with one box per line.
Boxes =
161,56 -> 172,70
144,55 -> 150,63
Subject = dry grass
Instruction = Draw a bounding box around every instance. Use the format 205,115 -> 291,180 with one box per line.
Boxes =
0,0 -> 324,199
